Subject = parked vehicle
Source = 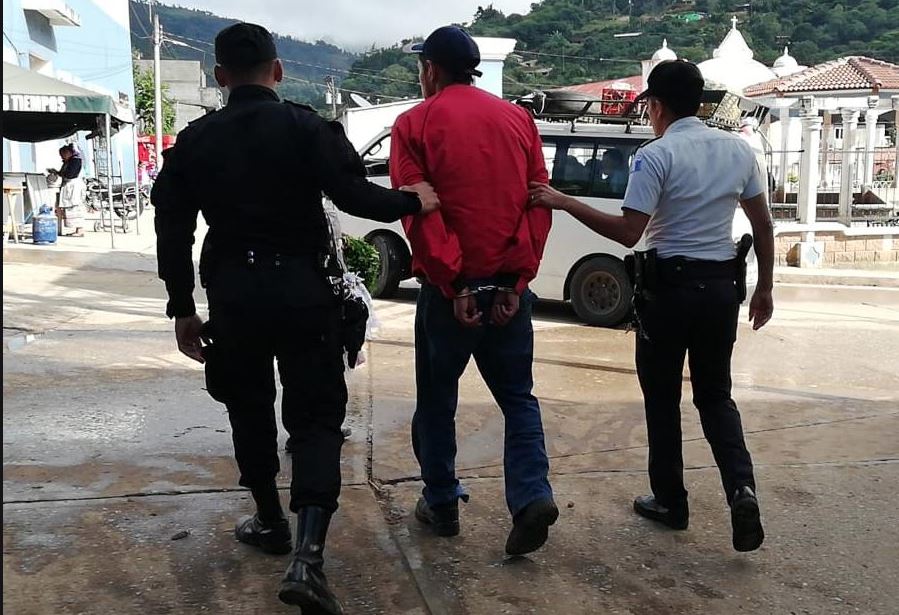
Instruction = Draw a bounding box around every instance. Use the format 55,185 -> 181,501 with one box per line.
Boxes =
85,178 -> 150,233
337,103 -> 759,327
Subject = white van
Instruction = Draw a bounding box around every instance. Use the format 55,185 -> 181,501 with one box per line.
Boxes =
337,120 -> 758,327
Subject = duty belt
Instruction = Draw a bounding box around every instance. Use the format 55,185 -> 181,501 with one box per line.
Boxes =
656,257 -> 738,281
221,248 -> 320,267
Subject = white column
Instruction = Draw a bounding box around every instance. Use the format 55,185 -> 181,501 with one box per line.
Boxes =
863,96 -> 879,187
819,111 -> 832,189
893,96 -> 899,190
839,108 -> 860,224
798,113 -> 823,231
779,110 -> 791,191
471,37 -> 517,98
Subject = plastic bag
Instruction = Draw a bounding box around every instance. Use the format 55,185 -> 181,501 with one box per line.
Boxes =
324,202 -> 380,369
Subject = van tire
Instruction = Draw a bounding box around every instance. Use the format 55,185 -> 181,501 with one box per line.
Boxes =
569,256 -> 633,327
369,234 -> 405,299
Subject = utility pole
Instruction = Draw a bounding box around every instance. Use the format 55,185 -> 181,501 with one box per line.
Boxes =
325,75 -> 339,120
153,11 -> 163,170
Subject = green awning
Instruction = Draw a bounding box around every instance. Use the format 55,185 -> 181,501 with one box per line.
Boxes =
2,62 -> 133,142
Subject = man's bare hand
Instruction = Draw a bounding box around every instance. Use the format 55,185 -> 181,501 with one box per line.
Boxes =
453,292 -> 482,328
528,181 -> 571,210
175,314 -> 205,363
748,289 -> 773,330
490,291 -> 520,327
400,182 -> 440,215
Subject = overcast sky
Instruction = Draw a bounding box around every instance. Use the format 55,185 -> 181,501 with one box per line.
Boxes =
167,0 -> 537,50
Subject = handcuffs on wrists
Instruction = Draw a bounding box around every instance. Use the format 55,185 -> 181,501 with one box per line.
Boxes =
455,285 -> 516,299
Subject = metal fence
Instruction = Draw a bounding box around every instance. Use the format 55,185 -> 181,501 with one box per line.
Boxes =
768,146 -> 898,224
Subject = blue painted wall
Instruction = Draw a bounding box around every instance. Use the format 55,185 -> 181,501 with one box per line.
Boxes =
3,0 -> 137,181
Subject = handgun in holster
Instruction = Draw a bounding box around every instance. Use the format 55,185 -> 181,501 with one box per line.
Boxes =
624,249 -> 658,335
735,234 -> 753,303
625,248 -> 659,304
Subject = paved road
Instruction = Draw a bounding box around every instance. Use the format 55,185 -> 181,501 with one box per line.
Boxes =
4,255 -> 898,614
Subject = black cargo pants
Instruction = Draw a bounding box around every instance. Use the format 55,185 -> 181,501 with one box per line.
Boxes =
634,260 -> 756,508
202,256 -> 347,513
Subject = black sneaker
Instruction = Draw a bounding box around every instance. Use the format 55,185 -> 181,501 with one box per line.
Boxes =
505,498 -> 559,556
414,497 -> 460,537
633,495 -> 689,530
731,486 -> 764,552
235,514 -> 292,555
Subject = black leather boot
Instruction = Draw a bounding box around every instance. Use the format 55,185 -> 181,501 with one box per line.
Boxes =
235,514 -> 292,555
278,506 -> 344,615
235,483 -> 291,555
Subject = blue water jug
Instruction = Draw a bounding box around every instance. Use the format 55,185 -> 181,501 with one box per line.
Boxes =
33,205 -> 58,245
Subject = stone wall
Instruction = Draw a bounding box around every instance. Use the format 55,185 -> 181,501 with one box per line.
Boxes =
776,232 -> 898,266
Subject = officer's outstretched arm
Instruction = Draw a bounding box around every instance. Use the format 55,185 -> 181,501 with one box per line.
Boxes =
313,120 -> 421,223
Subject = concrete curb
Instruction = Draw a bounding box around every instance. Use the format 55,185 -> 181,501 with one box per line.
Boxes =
6,244 -> 899,288
774,267 -> 899,288
4,330 -> 41,352
3,244 -> 158,273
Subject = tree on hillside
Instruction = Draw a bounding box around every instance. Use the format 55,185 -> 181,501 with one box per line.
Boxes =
132,63 -> 176,136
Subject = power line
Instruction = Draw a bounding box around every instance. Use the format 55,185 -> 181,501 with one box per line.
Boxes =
163,33 -> 420,86
281,74 -> 407,101
516,49 -> 641,64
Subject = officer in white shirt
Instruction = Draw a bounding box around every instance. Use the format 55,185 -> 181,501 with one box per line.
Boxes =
529,60 -> 774,553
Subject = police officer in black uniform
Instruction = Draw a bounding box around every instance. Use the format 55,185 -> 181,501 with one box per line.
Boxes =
153,23 -> 438,614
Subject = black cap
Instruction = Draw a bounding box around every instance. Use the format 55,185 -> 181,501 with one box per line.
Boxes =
632,60 -> 705,115
403,26 -> 483,78
215,22 -> 277,69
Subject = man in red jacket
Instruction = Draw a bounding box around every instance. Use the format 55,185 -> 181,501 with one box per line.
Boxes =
390,26 -> 558,556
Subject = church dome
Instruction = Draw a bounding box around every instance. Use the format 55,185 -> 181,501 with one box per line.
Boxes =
772,46 -> 806,77
652,39 -> 677,62
697,16 -> 776,92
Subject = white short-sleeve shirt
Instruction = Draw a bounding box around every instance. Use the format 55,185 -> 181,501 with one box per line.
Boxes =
622,116 -> 765,261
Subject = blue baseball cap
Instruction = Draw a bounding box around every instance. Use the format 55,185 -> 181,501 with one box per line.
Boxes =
403,26 -> 483,78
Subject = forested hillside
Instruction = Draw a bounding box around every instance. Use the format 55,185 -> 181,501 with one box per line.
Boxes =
129,1 -> 354,106
342,0 -> 899,99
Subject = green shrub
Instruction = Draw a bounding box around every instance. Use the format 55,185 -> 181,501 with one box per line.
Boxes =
342,235 -> 380,292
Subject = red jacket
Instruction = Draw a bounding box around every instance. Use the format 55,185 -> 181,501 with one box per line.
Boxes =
390,85 -> 551,298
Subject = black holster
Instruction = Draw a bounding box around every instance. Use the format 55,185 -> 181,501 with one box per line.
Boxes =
735,234 -> 754,302
624,249 -> 658,336
199,320 -> 231,404
625,248 -> 659,303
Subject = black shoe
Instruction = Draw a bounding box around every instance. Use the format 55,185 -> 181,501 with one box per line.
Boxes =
633,495 -> 689,530
278,507 -> 344,615
731,486 -> 764,552
505,498 -> 559,556
235,514 -> 292,555
414,497 -> 460,537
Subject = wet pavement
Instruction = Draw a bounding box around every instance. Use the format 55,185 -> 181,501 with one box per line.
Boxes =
3,250 -> 899,614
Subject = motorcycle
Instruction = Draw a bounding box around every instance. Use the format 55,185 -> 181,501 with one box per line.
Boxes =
85,178 -> 152,233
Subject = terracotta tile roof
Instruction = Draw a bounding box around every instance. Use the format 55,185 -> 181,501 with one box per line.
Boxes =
562,75 -> 644,97
744,56 -> 899,97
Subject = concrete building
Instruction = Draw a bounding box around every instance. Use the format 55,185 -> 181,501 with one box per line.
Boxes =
134,58 -> 222,133
2,0 -> 137,180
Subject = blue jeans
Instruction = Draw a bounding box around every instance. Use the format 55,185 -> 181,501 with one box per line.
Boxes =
412,282 -> 553,517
